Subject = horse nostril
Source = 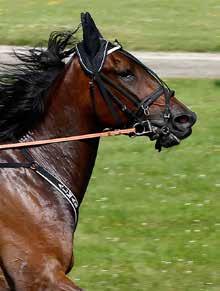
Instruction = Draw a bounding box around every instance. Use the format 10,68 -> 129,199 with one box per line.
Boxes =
174,115 -> 189,124
172,112 -> 197,130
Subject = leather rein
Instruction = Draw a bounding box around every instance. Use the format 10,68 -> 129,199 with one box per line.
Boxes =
0,128 -> 135,150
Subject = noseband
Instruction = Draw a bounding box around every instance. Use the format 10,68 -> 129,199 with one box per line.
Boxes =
76,42 -> 175,145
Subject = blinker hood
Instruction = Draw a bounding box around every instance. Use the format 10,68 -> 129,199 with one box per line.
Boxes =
76,12 -> 109,75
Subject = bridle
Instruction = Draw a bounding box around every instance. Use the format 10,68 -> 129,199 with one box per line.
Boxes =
76,42 -> 176,145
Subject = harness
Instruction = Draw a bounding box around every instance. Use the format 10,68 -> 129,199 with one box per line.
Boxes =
0,147 -> 79,228
0,42 -> 175,228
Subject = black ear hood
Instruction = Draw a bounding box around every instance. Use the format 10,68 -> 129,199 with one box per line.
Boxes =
76,12 -> 109,74
81,12 -> 103,56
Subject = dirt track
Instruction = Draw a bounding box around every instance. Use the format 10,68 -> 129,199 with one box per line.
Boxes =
0,45 -> 219,79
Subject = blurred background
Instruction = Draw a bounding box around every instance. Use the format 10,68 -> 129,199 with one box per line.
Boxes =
0,0 -> 219,51
0,1 -> 219,290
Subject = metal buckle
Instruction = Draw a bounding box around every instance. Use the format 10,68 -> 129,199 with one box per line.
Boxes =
161,126 -> 170,135
30,162 -> 39,170
141,105 -> 150,116
164,112 -> 171,119
134,120 -> 153,136
121,105 -> 127,112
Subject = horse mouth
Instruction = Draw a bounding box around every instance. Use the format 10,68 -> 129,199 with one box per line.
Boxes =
132,111 -> 196,152
149,124 -> 193,152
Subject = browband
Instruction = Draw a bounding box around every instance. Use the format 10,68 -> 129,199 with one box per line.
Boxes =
107,45 -> 121,55
76,42 -> 121,75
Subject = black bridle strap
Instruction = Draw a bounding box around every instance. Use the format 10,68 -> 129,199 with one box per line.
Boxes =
100,73 -> 140,107
99,73 -> 170,122
0,162 -> 32,168
95,74 -> 142,124
164,89 -> 175,119
104,86 -> 140,122
119,50 -> 170,89
136,86 -> 166,117
119,50 -> 174,118
118,50 -> 174,108
94,74 -> 122,126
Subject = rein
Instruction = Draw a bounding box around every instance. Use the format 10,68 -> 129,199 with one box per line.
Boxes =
0,128 -> 135,150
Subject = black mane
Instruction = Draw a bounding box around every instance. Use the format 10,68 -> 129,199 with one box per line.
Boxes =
0,28 -> 79,142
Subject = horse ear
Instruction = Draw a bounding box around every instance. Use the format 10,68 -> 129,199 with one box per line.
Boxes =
81,12 -> 103,57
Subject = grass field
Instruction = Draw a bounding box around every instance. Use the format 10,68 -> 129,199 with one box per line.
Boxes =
0,0 -> 219,52
68,79 -> 220,291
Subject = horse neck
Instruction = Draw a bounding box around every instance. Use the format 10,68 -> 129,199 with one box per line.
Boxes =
27,56 -> 100,204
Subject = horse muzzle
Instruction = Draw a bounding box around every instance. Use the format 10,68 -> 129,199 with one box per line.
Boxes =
132,110 -> 197,151
155,110 -> 197,151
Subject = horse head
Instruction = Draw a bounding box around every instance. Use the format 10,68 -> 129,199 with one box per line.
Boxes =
76,12 -> 197,151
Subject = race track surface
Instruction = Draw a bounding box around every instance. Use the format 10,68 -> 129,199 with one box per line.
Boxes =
0,46 -> 219,78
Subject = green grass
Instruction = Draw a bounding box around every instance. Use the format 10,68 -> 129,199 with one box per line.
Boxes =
69,79 -> 220,291
0,0 -> 219,51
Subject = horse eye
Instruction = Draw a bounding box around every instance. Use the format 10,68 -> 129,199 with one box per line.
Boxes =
118,70 -> 135,81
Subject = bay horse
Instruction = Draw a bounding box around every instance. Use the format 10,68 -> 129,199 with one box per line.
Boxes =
0,13 -> 196,291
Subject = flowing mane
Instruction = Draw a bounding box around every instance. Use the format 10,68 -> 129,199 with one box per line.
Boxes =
0,27 -> 79,142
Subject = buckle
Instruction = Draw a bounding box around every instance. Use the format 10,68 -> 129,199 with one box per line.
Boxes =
160,126 -> 170,135
30,162 -> 39,170
164,112 -> 171,119
141,105 -> 150,116
133,120 -> 153,136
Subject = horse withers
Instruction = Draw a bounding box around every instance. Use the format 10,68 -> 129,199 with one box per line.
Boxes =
0,12 -> 196,291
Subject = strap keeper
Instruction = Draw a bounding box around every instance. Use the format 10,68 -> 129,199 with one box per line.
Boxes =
121,105 -> 127,112
30,162 -> 39,171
